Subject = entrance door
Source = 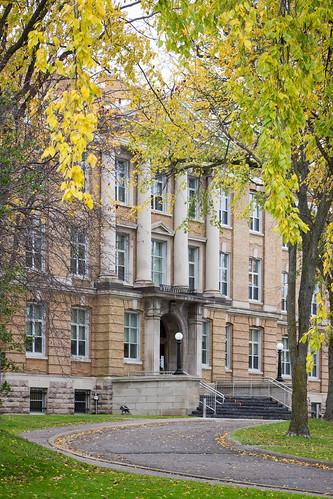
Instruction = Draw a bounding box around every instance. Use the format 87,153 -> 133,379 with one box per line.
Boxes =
160,321 -> 167,371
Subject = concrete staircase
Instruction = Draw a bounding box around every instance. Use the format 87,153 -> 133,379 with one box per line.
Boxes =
192,395 -> 291,420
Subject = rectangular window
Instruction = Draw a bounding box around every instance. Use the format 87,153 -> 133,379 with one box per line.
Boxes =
219,252 -> 230,297
26,219 -> 44,271
219,189 -> 231,226
249,328 -> 261,372
71,308 -> 89,358
188,246 -> 199,291
70,227 -> 88,277
115,158 -> 129,203
151,176 -> 167,211
26,303 -> 45,355
249,258 -> 261,301
282,337 -> 291,376
249,192 -> 262,233
74,390 -> 90,413
188,177 -> 199,218
281,272 -> 288,312
225,324 -> 231,370
30,388 -> 46,413
311,285 -> 319,316
202,321 -> 209,366
116,233 -> 128,281
151,240 -> 166,285
124,311 -> 140,360
309,350 -> 319,379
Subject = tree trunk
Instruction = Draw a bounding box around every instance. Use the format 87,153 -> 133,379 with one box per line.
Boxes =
287,243 -> 311,437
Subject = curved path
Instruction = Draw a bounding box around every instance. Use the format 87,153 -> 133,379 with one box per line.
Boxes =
20,418 -> 333,497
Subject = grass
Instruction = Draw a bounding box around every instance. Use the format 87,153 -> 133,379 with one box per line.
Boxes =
231,419 -> 333,462
0,414 -> 325,498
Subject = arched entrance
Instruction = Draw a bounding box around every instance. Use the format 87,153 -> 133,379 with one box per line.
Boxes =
160,313 -> 181,372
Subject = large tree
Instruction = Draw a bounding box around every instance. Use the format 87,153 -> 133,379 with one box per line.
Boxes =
129,0 -> 333,436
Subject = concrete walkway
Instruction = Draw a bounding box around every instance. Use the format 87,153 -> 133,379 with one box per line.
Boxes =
20,418 -> 333,497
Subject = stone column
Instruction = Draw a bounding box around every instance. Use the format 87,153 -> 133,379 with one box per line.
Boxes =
204,179 -> 220,296
173,173 -> 189,288
186,304 -> 202,377
100,152 -> 117,279
135,165 -> 152,285
144,299 -> 161,372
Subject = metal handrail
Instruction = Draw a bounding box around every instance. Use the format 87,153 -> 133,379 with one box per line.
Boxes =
215,376 -> 292,410
199,381 -> 225,415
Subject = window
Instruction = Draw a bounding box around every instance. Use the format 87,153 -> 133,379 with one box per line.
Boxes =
151,240 -> 166,285
281,337 -> 291,376
116,233 -> 128,281
249,328 -> 261,371
219,189 -> 231,226
124,311 -> 140,360
30,388 -> 46,413
282,237 -> 288,250
81,153 -> 89,192
249,258 -> 261,301
115,158 -> 129,203
71,308 -> 89,358
26,219 -> 44,271
281,272 -> 288,312
74,390 -> 90,413
26,303 -> 45,355
219,252 -> 230,297
70,227 -> 88,277
249,192 -> 262,233
188,246 -> 199,291
151,176 -> 167,211
309,350 -> 319,379
225,324 -> 231,370
188,177 -> 199,218
202,321 -> 210,366
311,284 -> 319,316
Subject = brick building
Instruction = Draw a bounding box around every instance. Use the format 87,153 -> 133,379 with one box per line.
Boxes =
1,146 -> 328,416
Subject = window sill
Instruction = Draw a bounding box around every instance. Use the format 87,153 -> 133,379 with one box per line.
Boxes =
225,368 -> 232,373
71,357 -> 91,363
249,300 -> 263,305
309,377 -> 321,382
248,370 -> 263,374
202,365 -> 211,370
220,224 -> 233,230
249,231 -> 264,237
124,359 -> 142,364
26,353 -> 48,360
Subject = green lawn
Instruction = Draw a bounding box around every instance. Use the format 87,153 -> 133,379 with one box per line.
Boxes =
0,414 -> 325,498
231,419 -> 333,462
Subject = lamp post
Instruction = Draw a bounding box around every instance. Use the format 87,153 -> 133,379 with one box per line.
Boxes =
276,342 -> 284,382
174,332 -> 184,375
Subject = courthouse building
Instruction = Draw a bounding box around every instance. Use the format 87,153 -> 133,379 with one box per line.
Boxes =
1,146 -> 328,416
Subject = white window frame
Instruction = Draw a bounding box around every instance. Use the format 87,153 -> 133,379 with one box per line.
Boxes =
26,303 -> 46,355
219,189 -> 231,226
30,388 -> 46,414
71,308 -> 89,358
281,272 -> 288,312
116,232 -> 129,282
249,328 -> 261,372
151,239 -> 166,285
115,157 -> 129,203
249,192 -> 262,233
202,320 -> 210,366
26,218 -> 45,271
249,258 -> 261,302
219,252 -> 230,297
70,227 -> 88,277
311,284 -> 319,316
124,311 -> 140,361
282,336 -> 291,377
188,246 -> 199,291
188,177 -> 199,219
225,324 -> 231,370
309,350 -> 319,380
151,176 -> 167,212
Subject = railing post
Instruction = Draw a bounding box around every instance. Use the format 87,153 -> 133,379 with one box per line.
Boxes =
203,395 -> 207,418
